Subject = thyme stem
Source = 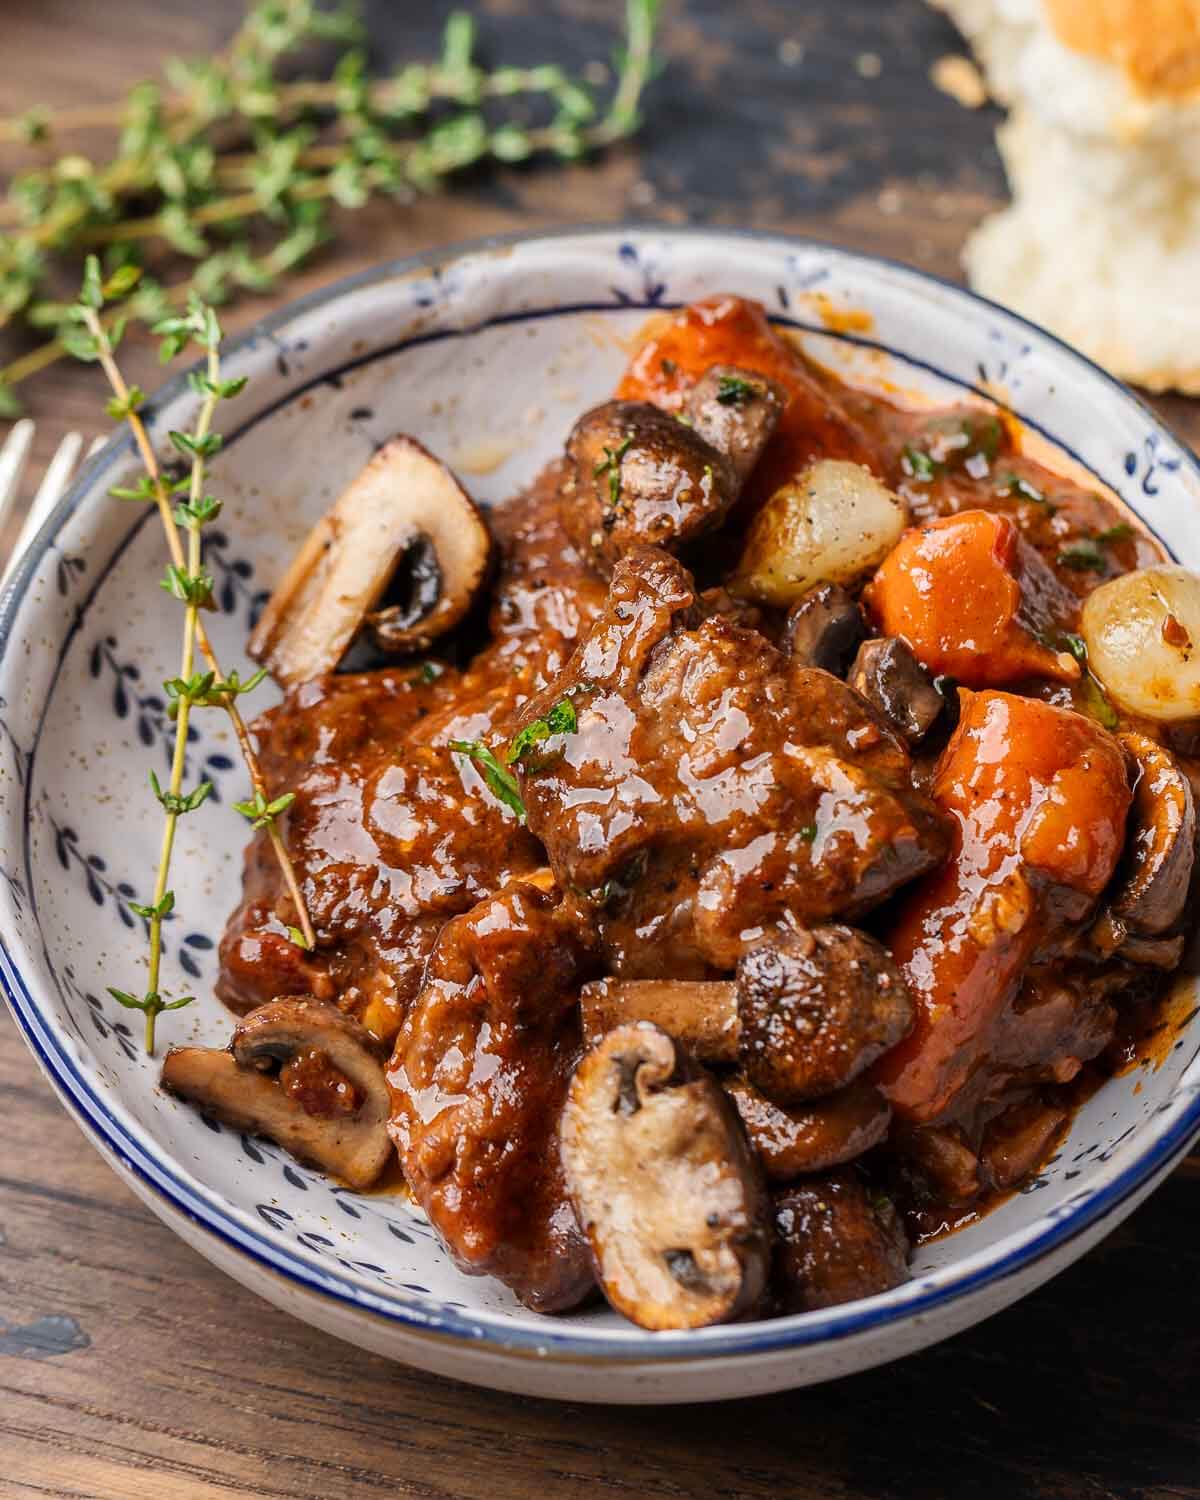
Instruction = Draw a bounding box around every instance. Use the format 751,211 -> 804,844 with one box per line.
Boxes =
0,62 -> 617,148
72,115 -> 607,250
597,0 -> 660,141
83,284 -> 316,1051
98,324 -> 317,954
144,340 -> 219,1052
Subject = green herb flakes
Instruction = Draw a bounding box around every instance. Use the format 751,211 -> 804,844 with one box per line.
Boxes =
715,373 -> 761,405
449,739 -> 526,820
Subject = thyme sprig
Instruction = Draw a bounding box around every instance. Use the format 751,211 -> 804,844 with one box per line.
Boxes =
594,433 -> 634,507
449,739 -> 525,820
0,0 -> 661,417
72,259 -> 315,1052
450,694 -> 580,821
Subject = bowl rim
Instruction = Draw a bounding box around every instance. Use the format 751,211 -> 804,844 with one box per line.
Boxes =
3,222 -> 1200,1365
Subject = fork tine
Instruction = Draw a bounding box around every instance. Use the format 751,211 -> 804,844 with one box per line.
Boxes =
0,419 -> 36,540
4,431 -> 85,589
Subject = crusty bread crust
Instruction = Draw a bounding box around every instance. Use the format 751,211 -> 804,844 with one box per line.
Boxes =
1046,0 -> 1200,97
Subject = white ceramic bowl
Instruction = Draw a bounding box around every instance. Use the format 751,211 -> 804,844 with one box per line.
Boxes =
3,227 -> 1199,1404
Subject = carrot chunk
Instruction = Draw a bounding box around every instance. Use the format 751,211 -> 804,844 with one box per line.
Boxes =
863,510 -> 1080,687
875,690 -> 1130,1124
617,295 -> 878,499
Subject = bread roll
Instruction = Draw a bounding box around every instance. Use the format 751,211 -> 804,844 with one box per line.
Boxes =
933,0 -> 1200,394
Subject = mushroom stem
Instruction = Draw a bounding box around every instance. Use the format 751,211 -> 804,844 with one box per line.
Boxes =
580,978 -> 738,1058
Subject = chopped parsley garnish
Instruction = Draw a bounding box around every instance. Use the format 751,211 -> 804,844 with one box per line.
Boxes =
1054,633 -> 1118,727
901,445 -> 939,483
449,740 -> 526,821
1057,540 -> 1106,572
508,696 -> 578,764
797,824 -> 818,843
918,412 -> 1003,470
1058,523 -> 1133,571
593,433 -> 634,506
1081,673 -> 1119,731
1002,472 -> 1046,504
715,373 -> 761,405
418,661 -> 443,684
660,357 -> 677,376
966,414 -> 1003,464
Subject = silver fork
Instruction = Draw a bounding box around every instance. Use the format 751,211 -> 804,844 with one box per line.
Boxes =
0,421 -> 106,589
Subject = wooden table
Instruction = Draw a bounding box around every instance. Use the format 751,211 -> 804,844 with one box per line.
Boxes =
3,2 -> 1198,1495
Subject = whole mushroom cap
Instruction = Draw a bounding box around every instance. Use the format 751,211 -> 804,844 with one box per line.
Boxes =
737,925 -> 914,1103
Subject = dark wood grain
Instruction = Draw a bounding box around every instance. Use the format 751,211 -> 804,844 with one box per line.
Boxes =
2,3 -> 1199,1497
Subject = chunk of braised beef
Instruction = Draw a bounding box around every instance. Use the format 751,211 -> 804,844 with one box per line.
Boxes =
683,364 -> 787,488
386,884 -> 597,1313
217,667 -> 547,1044
772,1171 -> 910,1312
891,1122 -> 981,1205
979,1097 -> 1068,1191
784,582 -> 866,676
849,637 -> 945,746
561,401 -> 738,576
516,548 -> 950,977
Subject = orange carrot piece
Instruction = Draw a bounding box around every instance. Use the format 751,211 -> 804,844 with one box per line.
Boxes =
876,690 -> 1130,1124
616,294 -> 878,499
863,510 -> 1081,688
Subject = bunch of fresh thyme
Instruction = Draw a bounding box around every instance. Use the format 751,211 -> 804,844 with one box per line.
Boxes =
0,0 -> 660,416
70,256 -> 314,1053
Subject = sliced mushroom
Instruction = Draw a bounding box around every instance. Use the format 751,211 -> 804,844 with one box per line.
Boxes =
683,364 -> 787,487
1089,732 -> 1195,967
724,1076 -> 891,1181
559,1023 -> 770,1330
249,436 -> 492,684
736,925 -> 914,1103
773,1171 -> 910,1313
1112,732 -> 1196,936
849,637 -> 945,746
161,997 -> 392,1190
784,582 -> 867,676
579,978 -> 738,1057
